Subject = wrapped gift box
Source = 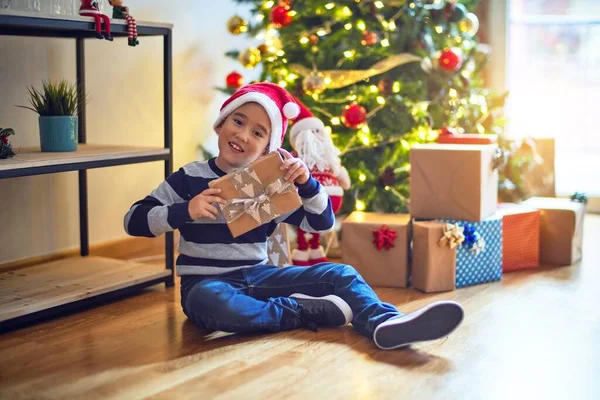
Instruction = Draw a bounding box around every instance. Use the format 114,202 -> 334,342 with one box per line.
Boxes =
437,133 -> 498,145
497,203 -> 540,271
439,214 -> 503,288
267,223 -> 292,267
342,212 -> 411,288
522,197 -> 585,265
209,152 -> 302,238
410,144 -> 499,221
411,221 -> 457,292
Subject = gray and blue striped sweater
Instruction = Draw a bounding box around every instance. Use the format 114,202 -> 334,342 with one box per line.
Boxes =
124,158 -> 334,276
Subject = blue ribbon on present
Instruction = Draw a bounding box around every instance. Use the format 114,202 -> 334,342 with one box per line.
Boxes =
570,192 -> 588,204
461,224 -> 486,254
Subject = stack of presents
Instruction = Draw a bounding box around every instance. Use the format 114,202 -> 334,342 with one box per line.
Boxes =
341,133 -> 587,292
207,143 -> 586,292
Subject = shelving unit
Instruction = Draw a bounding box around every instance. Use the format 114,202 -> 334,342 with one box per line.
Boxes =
0,10 -> 174,331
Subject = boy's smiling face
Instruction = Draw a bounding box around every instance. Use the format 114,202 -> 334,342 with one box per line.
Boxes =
214,102 -> 272,172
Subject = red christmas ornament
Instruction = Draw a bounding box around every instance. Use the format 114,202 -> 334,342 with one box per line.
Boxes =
439,48 -> 463,72
1,135 -> 8,144
372,225 -> 397,251
341,103 -> 367,129
439,126 -> 458,136
226,71 -> 244,89
270,5 -> 293,28
361,31 -> 379,46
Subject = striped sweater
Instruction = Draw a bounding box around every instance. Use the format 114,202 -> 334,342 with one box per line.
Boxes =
124,158 -> 335,275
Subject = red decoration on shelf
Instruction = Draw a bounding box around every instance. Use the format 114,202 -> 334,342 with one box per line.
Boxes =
439,48 -> 463,72
372,225 -> 397,251
226,71 -> 244,89
270,5 -> 294,28
341,103 -> 367,129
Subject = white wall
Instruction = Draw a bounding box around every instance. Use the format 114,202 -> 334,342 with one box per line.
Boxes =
0,0 -> 260,263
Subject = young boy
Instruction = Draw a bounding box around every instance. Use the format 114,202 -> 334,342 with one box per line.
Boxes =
124,82 -> 464,350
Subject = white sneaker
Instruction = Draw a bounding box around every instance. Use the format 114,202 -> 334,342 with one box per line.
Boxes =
373,301 -> 464,350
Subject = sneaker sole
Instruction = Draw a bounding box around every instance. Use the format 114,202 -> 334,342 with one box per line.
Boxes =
290,293 -> 354,326
373,301 -> 464,350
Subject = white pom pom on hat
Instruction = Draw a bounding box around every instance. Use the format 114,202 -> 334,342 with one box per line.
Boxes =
283,101 -> 300,119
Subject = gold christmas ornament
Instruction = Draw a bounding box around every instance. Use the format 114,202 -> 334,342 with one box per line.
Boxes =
238,47 -> 262,68
302,74 -> 326,95
227,16 -> 248,35
459,12 -> 480,37
290,53 -> 421,89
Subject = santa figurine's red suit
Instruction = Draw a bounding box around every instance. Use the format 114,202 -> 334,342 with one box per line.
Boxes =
289,102 -> 351,266
79,0 -> 113,41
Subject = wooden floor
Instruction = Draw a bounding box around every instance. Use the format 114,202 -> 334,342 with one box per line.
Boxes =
1,216 -> 599,399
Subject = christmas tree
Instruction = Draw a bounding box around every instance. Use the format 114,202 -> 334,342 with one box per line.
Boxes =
220,0 -> 505,214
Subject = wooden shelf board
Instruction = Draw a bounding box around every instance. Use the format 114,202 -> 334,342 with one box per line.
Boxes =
0,256 -> 171,322
0,144 -> 169,173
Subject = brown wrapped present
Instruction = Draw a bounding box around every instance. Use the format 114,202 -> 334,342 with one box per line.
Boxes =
411,221 -> 457,292
342,212 -> 411,288
267,223 -> 292,267
522,197 -> 585,265
209,152 -> 302,238
410,143 -> 499,221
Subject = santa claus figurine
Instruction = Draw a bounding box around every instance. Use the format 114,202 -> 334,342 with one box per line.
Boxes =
79,0 -> 113,41
289,101 -> 351,266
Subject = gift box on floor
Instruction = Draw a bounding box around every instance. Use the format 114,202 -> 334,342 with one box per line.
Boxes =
342,212 -> 411,288
438,214 -> 503,288
497,203 -> 540,272
410,144 -> 499,222
522,197 -> 585,265
437,133 -> 498,145
411,221 -> 457,293
209,152 -> 302,238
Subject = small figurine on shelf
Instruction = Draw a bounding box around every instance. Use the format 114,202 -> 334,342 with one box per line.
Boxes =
0,127 -> 16,159
79,0 -> 113,41
289,101 -> 351,266
108,0 -> 139,46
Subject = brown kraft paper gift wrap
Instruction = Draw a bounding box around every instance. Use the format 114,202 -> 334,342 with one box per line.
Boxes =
209,152 -> 302,238
522,197 -> 585,265
411,221 -> 457,292
341,212 -> 411,288
409,143 -> 499,222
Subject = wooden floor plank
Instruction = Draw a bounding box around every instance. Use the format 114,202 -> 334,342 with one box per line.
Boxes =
0,216 -> 599,399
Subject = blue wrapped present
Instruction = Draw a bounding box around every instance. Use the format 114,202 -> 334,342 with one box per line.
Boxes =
439,214 -> 503,288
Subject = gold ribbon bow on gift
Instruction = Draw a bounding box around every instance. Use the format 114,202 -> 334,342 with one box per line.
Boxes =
220,167 -> 296,225
438,223 -> 465,249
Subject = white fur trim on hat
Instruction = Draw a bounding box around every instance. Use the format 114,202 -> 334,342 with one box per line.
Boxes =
213,92 -> 284,151
283,102 -> 300,119
289,117 -> 325,143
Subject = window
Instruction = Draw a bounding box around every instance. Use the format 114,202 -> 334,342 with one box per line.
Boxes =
493,0 -> 600,208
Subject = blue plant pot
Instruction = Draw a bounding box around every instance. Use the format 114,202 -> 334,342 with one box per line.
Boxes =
39,116 -> 78,152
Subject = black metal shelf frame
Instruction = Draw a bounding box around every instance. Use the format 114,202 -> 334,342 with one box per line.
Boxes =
0,12 -> 175,330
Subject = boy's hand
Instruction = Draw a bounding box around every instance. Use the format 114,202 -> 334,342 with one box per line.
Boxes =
278,148 -> 310,185
188,188 -> 227,220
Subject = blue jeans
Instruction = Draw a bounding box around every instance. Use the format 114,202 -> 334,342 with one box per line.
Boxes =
180,263 -> 401,340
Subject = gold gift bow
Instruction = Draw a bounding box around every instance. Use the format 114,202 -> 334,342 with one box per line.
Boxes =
438,223 -> 465,249
221,174 -> 295,225
289,53 -> 421,90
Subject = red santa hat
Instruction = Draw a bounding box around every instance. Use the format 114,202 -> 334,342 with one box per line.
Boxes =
214,82 -> 302,152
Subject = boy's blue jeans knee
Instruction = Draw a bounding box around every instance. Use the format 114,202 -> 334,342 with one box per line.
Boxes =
180,263 -> 401,339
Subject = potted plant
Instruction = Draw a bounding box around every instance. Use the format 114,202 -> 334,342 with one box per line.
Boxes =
17,80 -> 86,152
